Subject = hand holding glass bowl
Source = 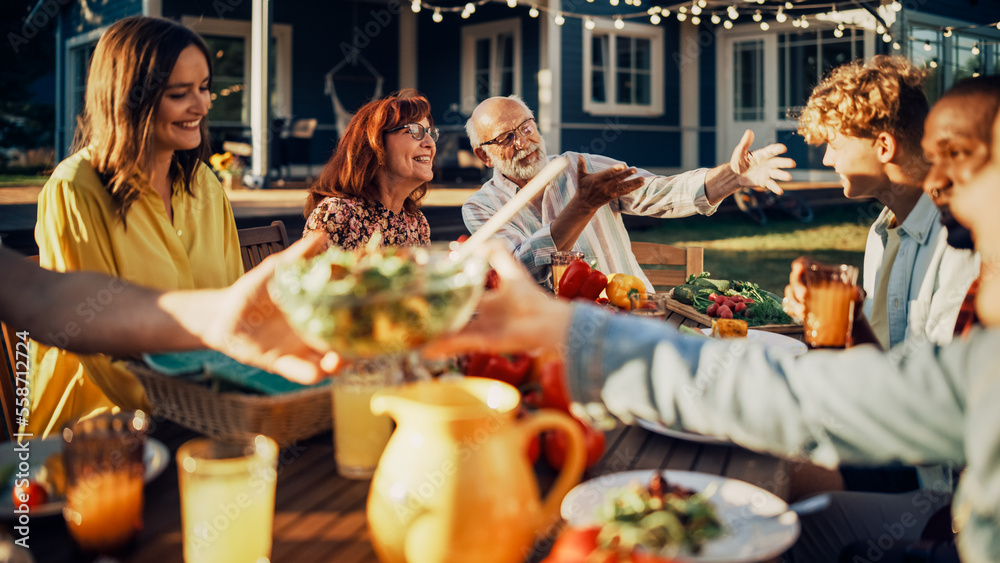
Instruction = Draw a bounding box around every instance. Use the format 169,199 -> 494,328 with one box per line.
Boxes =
268,242 -> 488,359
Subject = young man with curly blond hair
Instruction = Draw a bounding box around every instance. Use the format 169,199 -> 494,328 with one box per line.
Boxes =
793,55 -> 978,352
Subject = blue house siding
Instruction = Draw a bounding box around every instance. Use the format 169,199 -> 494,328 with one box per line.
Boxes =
911,0 -> 1000,23
561,129 -> 683,168
697,24 -> 716,167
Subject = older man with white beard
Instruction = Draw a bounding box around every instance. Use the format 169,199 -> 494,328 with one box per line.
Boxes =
462,95 -> 796,287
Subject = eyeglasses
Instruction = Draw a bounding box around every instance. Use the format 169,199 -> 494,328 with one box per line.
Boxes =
385,123 -> 440,142
479,118 -> 537,148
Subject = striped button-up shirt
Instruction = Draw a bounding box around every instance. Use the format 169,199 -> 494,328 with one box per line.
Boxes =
462,151 -> 718,289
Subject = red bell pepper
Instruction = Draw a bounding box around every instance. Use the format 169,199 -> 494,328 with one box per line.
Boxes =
576,270 -> 609,301
465,352 -> 532,387
557,259 -> 592,299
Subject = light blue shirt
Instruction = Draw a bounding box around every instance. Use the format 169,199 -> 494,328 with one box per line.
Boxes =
564,304 -> 1000,562
863,194 -> 977,348
462,152 -> 717,288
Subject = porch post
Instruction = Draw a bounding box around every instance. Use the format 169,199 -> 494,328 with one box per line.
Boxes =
678,23 -> 699,170
249,0 -> 271,185
538,0 -> 562,153
399,9 -> 417,89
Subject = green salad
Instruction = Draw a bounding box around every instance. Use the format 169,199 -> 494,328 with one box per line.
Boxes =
597,473 -> 724,557
269,243 -> 486,358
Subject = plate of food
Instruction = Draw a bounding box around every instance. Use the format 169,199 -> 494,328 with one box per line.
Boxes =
559,469 -> 800,562
633,418 -> 730,444
0,436 -> 169,519
668,274 -> 801,334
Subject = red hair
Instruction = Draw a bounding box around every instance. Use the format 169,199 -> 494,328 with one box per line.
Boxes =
305,89 -> 432,217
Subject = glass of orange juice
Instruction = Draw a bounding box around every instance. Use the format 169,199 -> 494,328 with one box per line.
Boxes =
332,358 -> 401,479
803,263 -> 859,348
62,410 -> 148,555
551,251 -> 585,294
177,434 -> 279,563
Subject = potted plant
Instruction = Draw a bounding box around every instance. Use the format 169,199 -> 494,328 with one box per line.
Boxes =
209,151 -> 246,190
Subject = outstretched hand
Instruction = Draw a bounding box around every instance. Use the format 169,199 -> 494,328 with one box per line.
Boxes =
575,155 -> 644,210
424,243 -> 575,358
730,130 -> 796,195
199,232 -> 342,384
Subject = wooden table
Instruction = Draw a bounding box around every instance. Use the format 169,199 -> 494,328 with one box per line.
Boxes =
18,311 -> 793,562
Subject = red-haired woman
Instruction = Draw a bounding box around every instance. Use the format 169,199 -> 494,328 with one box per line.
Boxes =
303,89 -> 435,250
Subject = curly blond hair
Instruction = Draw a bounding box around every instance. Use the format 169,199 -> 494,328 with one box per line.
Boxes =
798,55 -> 929,155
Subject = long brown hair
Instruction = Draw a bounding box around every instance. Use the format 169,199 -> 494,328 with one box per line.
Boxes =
73,16 -> 213,223
305,89 -> 432,217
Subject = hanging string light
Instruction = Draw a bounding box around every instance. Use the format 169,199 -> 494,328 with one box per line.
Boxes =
760,21 -> 769,30
677,10 -> 687,21
723,19 -> 733,29
972,42 -> 981,55
752,10 -> 762,22
585,17 -> 596,29
507,0 -> 517,7
650,12 -> 661,24
614,16 -> 625,29
432,7 -> 442,21
775,7 -> 786,23
554,12 -> 565,25
691,2 -> 702,16
698,0 -> 707,7
923,40 -> 932,51
529,6 -> 538,17
692,15 -> 701,24
710,13 -> 721,24
800,15 -> 809,28
411,0 -> 420,13
943,28 -> 952,38
892,41 -> 901,50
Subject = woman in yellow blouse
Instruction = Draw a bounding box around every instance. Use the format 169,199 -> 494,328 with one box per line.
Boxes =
27,16 -> 243,437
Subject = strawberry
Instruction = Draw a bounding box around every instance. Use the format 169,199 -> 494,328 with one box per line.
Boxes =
706,303 -> 718,316
718,304 -> 733,319
734,302 -> 747,313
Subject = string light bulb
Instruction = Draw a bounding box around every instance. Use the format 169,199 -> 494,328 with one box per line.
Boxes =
692,3 -> 702,15
610,0 -> 619,5
614,17 -> 625,29
692,15 -> 701,24
723,19 -> 733,29
585,17 -> 596,29
995,21 -> 1000,30
727,5 -> 738,19
876,24 -> 885,34
785,1 -> 792,7
554,12 -> 565,25
775,7 -> 786,23
760,21 -> 769,30
929,59 -> 938,68
833,28 -> 843,38
974,72 -> 981,78
411,0 -> 420,13
461,9 -> 470,18
529,6 -> 539,17
698,0 -> 707,7
507,0 -> 516,6
792,18 -> 800,27
753,10 -> 762,22
800,16 -> 809,28
432,7 -> 442,21
972,42 -> 981,56
882,33 -> 892,43
891,1 -> 902,11
677,12 -> 687,21
943,28 -> 952,38
892,41 -> 901,50
465,2 -> 475,14
650,13 -> 661,24
679,5 -> 687,13
711,13 -> 721,24
923,41 -> 932,51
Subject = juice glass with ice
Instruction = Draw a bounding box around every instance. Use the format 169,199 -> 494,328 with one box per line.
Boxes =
177,434 -> 279,563
803,264 -> 859,348
332,359 -> 400,479
62,410 -> 148,555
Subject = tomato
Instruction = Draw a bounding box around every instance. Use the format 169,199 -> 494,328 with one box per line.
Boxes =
465,352 -> 532,387
544,422 -> 606,470
734,302 -> 747,313
11,479 -> 48,509
543,526 -> 616,563
718,304 -> 733,319
706,303 -> 718,317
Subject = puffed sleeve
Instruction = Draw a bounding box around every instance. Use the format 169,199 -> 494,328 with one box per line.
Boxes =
35,175 -> 119,276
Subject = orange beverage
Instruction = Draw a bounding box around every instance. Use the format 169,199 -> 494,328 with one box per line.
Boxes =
64,472 -> 143,552
803,264 -> 859,348
551,251 -> 584,294
332,359 -> 400,479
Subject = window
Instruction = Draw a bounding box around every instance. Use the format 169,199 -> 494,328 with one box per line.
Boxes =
181,17 -> 292,126
733,39 -> 764,121
778,30 -> 863,118
908,27 -> 943,102
954,32 -> 986,83
461,19 -> 521,114
583,19 -> 663,116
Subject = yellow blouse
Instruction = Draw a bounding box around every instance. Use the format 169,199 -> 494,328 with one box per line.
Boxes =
26,148 -> 243,437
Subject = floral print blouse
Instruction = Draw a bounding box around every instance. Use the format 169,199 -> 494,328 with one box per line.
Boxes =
304,196 -> 431,251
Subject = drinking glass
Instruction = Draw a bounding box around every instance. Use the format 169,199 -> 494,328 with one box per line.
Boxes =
629,292 -> 668,321
177,434 -> 279,563
332,358 -> 401,479
550,251 -> 585,294
802,264 -> 859,349
62,411 -> 148,555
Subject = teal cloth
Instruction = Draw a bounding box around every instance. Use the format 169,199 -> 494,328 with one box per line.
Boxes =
142,350 -> 330,395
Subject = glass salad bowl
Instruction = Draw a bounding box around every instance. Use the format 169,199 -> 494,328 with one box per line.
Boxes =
268,243 -> 488,358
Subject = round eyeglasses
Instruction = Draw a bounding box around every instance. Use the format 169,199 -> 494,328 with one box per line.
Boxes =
479,118 -> 536,148
385,123 -> 440,142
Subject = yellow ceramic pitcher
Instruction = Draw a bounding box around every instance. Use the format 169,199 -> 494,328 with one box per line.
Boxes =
367,376 -> 586,563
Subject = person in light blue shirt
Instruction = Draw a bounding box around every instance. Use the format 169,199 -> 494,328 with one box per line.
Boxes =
789,55 -> 979,351
427,106 -> 1000,563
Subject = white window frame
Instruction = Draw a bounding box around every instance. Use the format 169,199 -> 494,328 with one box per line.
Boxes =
63,27 -> 106,154
582,18 -> 664,117
717,22 -> 874,179
181,16 -> 293,125
460,18 -> 522,115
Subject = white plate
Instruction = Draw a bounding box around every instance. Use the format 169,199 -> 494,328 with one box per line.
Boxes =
634,418 -> 730,444
561,469 -> 800,562
0,436 -> 170,519
700,328 -> 808,356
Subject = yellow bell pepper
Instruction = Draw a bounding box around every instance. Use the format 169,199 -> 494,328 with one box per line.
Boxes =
606,273 -> 646,310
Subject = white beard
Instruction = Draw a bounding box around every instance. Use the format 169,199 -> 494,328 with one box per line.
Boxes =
489,139 -> 549,182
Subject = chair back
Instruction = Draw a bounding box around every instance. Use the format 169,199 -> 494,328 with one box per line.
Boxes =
630,241 -> 704,291
238,220 -> 291,271
0,255 -> 39,441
